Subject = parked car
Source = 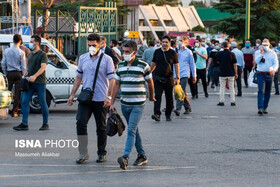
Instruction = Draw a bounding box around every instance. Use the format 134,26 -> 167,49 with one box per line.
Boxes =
0,72 -> 12,118
0,34 -> 81,113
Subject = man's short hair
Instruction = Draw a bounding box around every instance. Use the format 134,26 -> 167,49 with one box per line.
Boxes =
181,36 -> 189,42
149,40 -> 155,47
246,39 -> 251,42
31,35 -> 41,45
222,41 -> 229,48
87,34 -> 101,43
171,40 -> 176,46
111,39 -> 118,46
214,40 -> 219,44
271,41 -> 276,48
196,38 -> 202,43
13,34 -> 22,44
100,36 -> 106,42
123,40 -> 137,52
162,35 -> 171,42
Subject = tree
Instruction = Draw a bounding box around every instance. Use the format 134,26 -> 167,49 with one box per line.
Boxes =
212,0 -> 280,42
192,25 -> 207,33
143,0 -> 181,6
189,0 -> 206,8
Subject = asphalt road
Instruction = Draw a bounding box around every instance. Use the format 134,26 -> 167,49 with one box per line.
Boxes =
0,85 -> 280,187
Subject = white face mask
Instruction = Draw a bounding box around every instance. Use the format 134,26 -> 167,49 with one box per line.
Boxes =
195,43 -> 199,47
263,46 -> 269,51
256,43 -> 260,47
123,52 -> 135,62
201,42 -> 205,47
89,46 -> 98,56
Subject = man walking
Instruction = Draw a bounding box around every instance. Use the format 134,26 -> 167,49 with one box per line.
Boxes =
174,36 -> 196,116
12,35 -> 49,131
150,35 -> 180,122
242,39 -> 255,87
206,40 -> 220,89
271,41 -> 280,95
194,39 -> 208,98
216,42 -> 238,106
231,42 -> 245,96
100,36 -> 118,65
142,41 -> 155,65
110,40 -> 155,170
1,34 -> 26,117
67,34 -> 115,164
255,39 -> 278,115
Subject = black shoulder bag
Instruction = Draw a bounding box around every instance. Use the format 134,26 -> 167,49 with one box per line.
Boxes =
77,53 -> 104,105
155,50 -> 174,83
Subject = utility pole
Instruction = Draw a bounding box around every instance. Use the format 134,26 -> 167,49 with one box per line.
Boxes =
245,0 -> 250,40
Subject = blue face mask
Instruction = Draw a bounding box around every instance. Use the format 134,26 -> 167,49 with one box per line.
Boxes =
215,45 -> 219,50
29,43 -> 34,50
245,43 -> 250,48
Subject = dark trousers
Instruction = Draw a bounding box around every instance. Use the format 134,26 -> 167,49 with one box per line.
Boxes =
195,69 -> 208,94
244,65 -> 253,86
274,69 -> 279,94
236,66 -> 242,95
188,74 -> 197,97
257,73 -> 272,110
211,67 -> 220,86
76,101 -> 108,155
176,77 -> 191,111
154,79 -> 174,116
7,71 -> 22,114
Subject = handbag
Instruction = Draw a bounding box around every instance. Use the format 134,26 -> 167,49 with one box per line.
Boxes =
107,109 -> 125,137
77,53 -> 104,104
20,77 -> 29,92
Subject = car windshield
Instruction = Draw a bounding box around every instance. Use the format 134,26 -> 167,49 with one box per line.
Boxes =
0,74 -> 6,90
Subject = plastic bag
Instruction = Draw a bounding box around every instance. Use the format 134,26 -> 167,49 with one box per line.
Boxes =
248,70 -> 257,87
174,84 -> 185,101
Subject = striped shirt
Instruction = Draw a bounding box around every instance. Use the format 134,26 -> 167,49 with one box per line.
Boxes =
115,58 -> 152,106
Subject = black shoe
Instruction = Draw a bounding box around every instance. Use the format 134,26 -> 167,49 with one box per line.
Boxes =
205,93 -> 209,98
173,109 -> 180,116
263,109 -> 268,114
13,123 -> 28,131
151,114 -> 160,121
39,124 -> 49,131
211,84 -> 215,88
245,85 -> 248,88
258,109 -> 264,115
184,108 -> 192,114
217,102 -> 224,106
96,155 -> 107,163
76,153 -> 89,164
275,92 -> 280,95
166,116 -> 172,121
231,102 -> 236,106
237,93 -> 242,97
196,95 -> 198,98
133,155 -> 148,166
118,156 -> 128,170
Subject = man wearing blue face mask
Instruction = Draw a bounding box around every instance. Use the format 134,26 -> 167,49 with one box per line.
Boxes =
242,40 -> 255,87
255,39 -> 279,115
206,40 -> 220,89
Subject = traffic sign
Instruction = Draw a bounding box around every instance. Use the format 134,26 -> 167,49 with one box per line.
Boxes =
128,31 -> 139,38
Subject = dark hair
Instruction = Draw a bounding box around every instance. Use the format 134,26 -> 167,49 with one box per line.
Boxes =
100,36 -> 106,42
171,40 -> 176,46
31,35 -> 41,45
214,40 -> 219,44
123,40 -> 137,52
111,39 -> 118,46
271,41 -> 277,48
222,41 -> 229,48
87,33 -> 101,42
13,34 -> 22,44
246,39 -> 251,42
196,38 -> 202,43
149,40 -> 155,47
162,35 -> 171,42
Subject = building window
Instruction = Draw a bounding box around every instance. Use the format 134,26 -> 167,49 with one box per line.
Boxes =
164,20 -> 175,26
150,20 -> 159,26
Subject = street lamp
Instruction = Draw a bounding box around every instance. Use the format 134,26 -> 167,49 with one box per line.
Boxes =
245,0 -> 250,40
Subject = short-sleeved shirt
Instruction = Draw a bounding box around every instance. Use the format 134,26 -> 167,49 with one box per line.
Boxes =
209,49 -> 219,67
216,49 -> 237,77
77,51 -> 115,102
195,47 -> 207,69
28,50 -> 48,84
242,47 -> 255,66
152,48 -> 179,79
115,58 -> 152,106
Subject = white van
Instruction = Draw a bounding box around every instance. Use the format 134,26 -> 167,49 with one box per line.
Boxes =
0,34 -> 81,113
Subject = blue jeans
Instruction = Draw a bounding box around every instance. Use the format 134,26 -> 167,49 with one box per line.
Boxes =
121,105 -> 145,158
257,73 -> 272,110
274,70 -> 279,93
21,83 -> 49,125
176,77 -> 191,111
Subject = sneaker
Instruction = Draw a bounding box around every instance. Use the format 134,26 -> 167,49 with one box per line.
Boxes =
76,153 -> 89,164
13,123 -> 28,131
173,109 -> 180,116
39,124 -> 49,131
166,116 -> 172,121
217,102 -> 224,106
133,155 -> 148,166
263,109 -> 268,114
211,84 -> 215,89
151,114 -> 160,122
231,102 -> 236,106
237,93 -> 242,97
96,155 -> 107,163
118,156 -> 128,170
205,93 -> 209,98
275,92 -> 280,95
184,108 -> 192,114
258,109 -> 264,115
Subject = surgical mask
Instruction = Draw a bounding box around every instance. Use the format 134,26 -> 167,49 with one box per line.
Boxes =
215,45 -> 219,50
263,46 -> 269,51
29,43 -> 35,50
245,43 -> 250,48
123,52 -> 135,62
201,42 -> 205,47
195,43 -> 199,47
89,46 -> 98,56
256,43 -> 260,47
178,41 -> 183,49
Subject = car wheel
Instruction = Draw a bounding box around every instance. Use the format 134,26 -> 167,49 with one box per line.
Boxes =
29,92 -> 52,113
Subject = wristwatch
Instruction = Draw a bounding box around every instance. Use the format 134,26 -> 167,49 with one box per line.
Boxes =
106,96 -> 112,100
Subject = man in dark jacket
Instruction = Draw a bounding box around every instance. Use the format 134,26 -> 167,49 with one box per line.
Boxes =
100,36 -> 118,66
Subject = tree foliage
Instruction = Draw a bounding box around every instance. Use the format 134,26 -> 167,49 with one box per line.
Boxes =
143,0 -> 181,6
189,0 -> 206,8
192,25 -> 207,33
212,0 -> 280,42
